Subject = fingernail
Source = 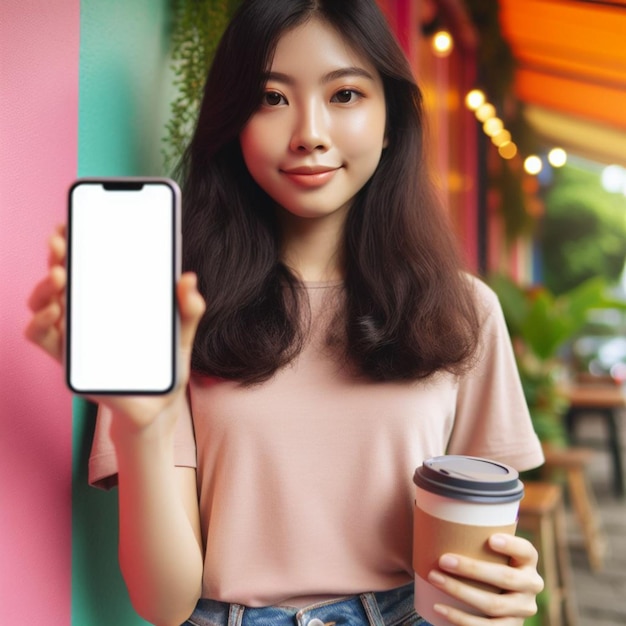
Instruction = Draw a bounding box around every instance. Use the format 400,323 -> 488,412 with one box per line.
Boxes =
439,554 -> 459,569
433,604 -> 449,616
428,570 -> 446,585
490,534 -> 507,548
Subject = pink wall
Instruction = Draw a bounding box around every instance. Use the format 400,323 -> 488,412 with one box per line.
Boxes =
0,1 -> 79,622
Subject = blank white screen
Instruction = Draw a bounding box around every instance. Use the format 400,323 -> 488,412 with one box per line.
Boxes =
68,182 -> 175,393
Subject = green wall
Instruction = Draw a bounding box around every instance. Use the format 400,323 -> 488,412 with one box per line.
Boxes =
73,1 -> 171,624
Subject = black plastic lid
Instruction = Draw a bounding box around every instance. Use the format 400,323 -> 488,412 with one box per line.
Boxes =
413,455 -> 524,503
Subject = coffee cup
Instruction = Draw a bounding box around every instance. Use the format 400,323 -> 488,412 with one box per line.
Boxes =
412,455 -> 524,626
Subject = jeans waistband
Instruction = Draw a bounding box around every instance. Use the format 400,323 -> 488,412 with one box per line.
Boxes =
184,582 -> 428,626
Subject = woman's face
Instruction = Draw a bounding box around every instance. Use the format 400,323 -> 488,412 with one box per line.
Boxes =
240,18 -> 387,225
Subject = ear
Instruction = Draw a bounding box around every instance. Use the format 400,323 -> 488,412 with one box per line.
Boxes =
383,133 -> 389,149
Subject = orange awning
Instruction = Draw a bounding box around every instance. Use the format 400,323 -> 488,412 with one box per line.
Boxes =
499,0 -> 626,164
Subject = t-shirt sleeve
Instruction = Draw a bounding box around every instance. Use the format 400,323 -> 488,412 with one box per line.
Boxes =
446,277 -> 545,472
88,397 -> 197,490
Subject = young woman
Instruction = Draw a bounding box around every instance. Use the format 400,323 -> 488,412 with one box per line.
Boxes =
26,1 -> 545,625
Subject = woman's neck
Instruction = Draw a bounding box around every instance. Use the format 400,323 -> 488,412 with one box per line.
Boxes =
278,211 -> 346,283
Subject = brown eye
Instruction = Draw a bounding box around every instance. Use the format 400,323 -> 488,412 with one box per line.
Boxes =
263,91 -> 286,106
333,90 -> 354,103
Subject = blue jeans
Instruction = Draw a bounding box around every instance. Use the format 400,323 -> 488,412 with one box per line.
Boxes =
183,582 -> 431,625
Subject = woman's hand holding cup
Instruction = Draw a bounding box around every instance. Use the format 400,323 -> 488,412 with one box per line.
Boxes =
413,455 -> 543,625
427,533 -> 544,625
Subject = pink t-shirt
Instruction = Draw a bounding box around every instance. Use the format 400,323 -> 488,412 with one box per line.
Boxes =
89,277 -> 544,607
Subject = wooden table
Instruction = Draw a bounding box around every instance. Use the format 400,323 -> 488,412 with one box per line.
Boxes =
563,383 -> 626,497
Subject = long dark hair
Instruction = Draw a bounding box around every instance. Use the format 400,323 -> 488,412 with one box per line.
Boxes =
179,0 -> 480,384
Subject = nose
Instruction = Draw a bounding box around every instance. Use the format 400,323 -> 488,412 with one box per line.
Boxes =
289,100 -> 330,153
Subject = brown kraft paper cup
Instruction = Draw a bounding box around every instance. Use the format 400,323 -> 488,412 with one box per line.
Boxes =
412,455 -> 524,626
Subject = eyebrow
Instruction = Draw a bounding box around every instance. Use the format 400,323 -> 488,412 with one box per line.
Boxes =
263,66 -> 376,85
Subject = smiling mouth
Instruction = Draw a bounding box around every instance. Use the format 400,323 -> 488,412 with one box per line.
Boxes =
281,166 -> 341,188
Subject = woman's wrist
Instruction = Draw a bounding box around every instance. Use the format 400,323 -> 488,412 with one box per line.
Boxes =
108,398 -> 181,451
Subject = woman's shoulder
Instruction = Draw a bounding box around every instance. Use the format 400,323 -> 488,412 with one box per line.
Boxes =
461,272 -> 498,303
461,272 -> 503,321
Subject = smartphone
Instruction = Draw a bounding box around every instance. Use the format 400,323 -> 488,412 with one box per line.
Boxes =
66,178 -> 181,395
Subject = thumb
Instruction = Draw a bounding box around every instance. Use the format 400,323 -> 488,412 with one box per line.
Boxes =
177,272 -> 206,374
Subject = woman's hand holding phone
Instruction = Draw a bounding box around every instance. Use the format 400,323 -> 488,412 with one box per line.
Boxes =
25,224 -> 206,436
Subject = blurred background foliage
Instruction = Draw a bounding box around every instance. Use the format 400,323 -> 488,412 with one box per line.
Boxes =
539,163 -> 626,296
489,274 -> 626,445
163,0 -> 241,173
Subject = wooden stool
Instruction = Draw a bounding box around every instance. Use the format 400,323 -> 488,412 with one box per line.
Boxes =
518,482 -> 578,626
541,446 -> 607,571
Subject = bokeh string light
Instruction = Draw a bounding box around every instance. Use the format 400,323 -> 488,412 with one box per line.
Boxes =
524,155 -> 543,175
464,88 -> 569,171
432,30 -> 454,57
548,148 -> 567,168
601,164 -> 626,195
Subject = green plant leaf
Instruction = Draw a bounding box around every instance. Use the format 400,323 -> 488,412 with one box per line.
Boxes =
521,291 -> 567,359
